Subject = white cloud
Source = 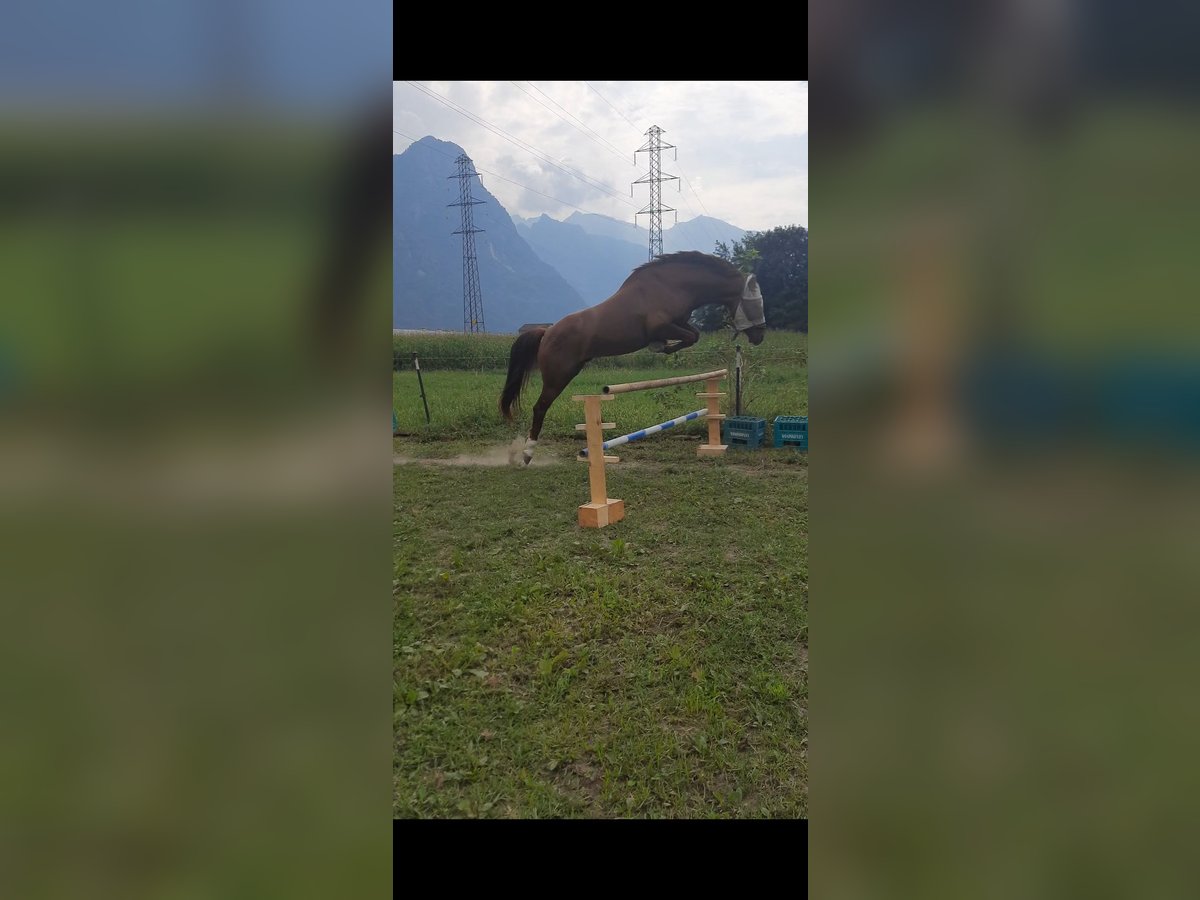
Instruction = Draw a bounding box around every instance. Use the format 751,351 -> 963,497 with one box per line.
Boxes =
393,80 -> 807,231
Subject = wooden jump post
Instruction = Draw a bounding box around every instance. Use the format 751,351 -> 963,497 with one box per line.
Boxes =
574,369 -> 728,528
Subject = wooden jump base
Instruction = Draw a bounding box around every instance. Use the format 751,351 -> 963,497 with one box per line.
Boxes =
575,371 -> 728,528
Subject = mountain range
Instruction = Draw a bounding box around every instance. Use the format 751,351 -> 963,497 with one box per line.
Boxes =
512,215 -> 647,306
512,213 -> 747,306
394,136 -> 748,331
519,211 -> 746,255
393,137 -> 584,332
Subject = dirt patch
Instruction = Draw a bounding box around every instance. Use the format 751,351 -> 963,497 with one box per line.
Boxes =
393,441 -> 560,468
392,445 -> 788,472
568,759 -> 605,805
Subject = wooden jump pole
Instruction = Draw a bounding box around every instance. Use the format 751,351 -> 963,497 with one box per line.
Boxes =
602,368 -> 728,395
575,369 -> 729,528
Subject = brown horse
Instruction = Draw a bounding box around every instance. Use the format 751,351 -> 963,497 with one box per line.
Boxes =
500,251 -> 766,465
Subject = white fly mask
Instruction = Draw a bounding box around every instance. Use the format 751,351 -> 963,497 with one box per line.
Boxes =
733,274 -> 766,332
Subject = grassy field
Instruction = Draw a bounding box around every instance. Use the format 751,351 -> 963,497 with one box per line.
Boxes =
393,330 -> 807,441
394,331 -> 807,818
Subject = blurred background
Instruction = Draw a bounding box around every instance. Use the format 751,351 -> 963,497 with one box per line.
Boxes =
811,0 -> 1200,895
0,1 -> 391,896
5,0 -> 1200,885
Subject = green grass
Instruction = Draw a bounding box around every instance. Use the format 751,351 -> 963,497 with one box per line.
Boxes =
394,331 -> 807,440
394,334 -> 807,818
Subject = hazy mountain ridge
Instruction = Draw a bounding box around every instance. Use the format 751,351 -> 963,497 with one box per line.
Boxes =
561,211 -> 747,255
393,137 -> 585,332
395,136 -> 752,331
515,215 -> 647,304
519,211 -> 748,305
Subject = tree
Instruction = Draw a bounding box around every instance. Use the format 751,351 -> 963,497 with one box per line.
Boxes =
748,225 -> 807,332
691,226 -> 808,333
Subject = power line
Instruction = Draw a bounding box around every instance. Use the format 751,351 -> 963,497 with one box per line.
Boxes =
615,112 -> 722,249
521,82 -> 633,162
638,155 -> 720,251
508,81 -> 628,162
578,82 -> 725,252
509,83 -> 723,248
448,154 -> 486,333
673,168 -> 724,252
404,81 -> 636,207
585,81 -> 640,131
408,80 -> 630,203
678,170 -> 712,220
392,128 -> 632,219
633,125 -> 679,261
400,83 -> 727,250
396,124 -> 723,255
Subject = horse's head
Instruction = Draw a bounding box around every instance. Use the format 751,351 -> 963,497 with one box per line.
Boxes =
733,274 -> 766,345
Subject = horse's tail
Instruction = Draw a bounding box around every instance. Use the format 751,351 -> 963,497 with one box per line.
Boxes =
500,328 -> 546,422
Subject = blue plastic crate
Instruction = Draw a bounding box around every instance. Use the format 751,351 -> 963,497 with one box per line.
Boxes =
773,415 -> 808,451
722,416 -> 766,449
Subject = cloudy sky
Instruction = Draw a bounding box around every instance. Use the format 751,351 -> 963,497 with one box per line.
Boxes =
392,81 -> 807,233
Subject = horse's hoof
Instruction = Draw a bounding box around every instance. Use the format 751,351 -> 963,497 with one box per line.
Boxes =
648,341 -> 666,353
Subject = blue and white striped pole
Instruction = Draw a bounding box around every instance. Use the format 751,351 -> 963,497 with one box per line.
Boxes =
580,408 -> 709,457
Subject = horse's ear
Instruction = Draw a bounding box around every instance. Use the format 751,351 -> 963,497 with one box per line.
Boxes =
747,274 -> 758,290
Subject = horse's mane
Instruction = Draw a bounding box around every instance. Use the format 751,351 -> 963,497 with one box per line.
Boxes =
624,251 -> 742,283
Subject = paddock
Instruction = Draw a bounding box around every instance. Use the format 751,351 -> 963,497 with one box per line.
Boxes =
393,332 -> 808,819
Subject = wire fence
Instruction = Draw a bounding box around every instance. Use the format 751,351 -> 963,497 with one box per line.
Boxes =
393,329 -> 808,375
392,355 -> 807,372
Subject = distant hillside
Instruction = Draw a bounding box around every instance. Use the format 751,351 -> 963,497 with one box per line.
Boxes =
564,212 -> 647,247
517,215 -> 647,304
393,137 -> 585,332
663,215 -> 747,254
518,211 -> 748,301
561,210 -> 746,255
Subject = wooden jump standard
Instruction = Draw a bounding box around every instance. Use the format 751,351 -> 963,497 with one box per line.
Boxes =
574,369 -> 728,528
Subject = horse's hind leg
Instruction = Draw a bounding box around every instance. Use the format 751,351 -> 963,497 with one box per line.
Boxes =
521,363 -> 583,465
522,385 -> 561,466
653,322 -> 701,355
